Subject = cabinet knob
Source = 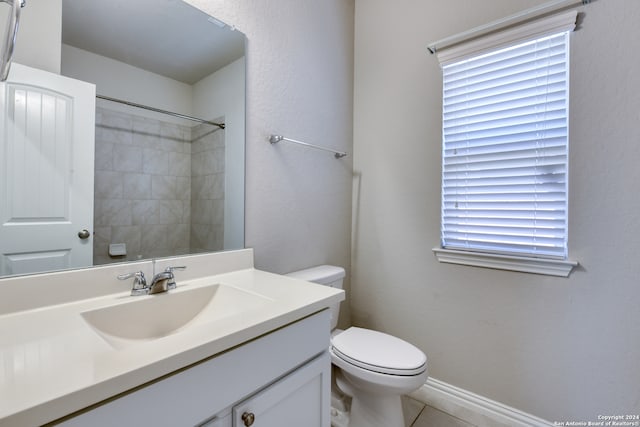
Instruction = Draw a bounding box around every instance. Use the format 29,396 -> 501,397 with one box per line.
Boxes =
241,412 -> 255,426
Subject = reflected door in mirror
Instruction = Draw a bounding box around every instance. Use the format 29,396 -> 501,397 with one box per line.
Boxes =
0,63 -> 96,276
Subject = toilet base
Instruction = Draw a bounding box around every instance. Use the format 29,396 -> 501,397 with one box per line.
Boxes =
335,370 -> 406,427
348,393 -> 404,427
330,404 -> 350,427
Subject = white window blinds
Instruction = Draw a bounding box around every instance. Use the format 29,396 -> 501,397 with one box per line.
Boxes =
440,31 -> 570,259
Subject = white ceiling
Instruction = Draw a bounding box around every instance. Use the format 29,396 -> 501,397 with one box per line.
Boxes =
61,0 -> 245,85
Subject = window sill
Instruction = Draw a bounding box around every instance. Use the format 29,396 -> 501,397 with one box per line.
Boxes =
432,248 -> 578,277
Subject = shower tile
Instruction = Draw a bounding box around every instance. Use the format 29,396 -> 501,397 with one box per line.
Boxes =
205,147 -> 225,174
169,151 -> 191,177
190,123 -> 208,142
99,126 -> 134,146
133,116 -> 161,135
92,106 -> 227,261
94,255 -> 117,266
140,224 -> 169,252
92,226 -> 112,258
192,128 -> 221,149
211,201 -> 224,225
123,173 -> 152,199
191,152 -> 206,176
159,137 -> 184,153
95,199 -> 132,226
172,247 -> 191,256
207,225 -> 224,251
191,137 -> 206,154
142,200 -> 182,225
94,125 -> 109,145
211,129 -> 225,148
180,125 -> 191,141
175,177 -> 191,201
142,148 -> 169,175
191,176 -> 205,200
95,171 -> 124,199
99,109 -> 133,130
132,200 -> 160,225
207,174 -> 225,200
95,141 -> 114,171
167,223 -> 189,251
133,129 -> 161,150
159,200 -> 184,225
113,145 -> 142,172
151,175 -> 177,200
181,200 -> 191,223
191,199 -> 214,224
160,122 -> 185,141
198,133 -> 217,151
111,225 -> 142,259
95,108 -> 104,125
190,223 -> 211,250
190,223 -> 223,252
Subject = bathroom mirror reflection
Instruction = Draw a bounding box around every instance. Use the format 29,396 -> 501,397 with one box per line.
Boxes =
0,0 -> 245,278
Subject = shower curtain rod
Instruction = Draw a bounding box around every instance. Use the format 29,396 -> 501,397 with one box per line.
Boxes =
96,94 -> 225,130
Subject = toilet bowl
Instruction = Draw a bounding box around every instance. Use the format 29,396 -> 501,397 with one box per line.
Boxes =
286,266 -> 428,427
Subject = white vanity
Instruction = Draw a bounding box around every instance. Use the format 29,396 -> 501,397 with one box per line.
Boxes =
0,249 -> 344,426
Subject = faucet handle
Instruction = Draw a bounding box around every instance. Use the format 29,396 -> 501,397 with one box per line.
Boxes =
117,271 -> 149,296
164,266 -> 186,290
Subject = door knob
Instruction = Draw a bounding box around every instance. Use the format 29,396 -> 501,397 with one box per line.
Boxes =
78,229 -> 91,239
241,412 -> 255,426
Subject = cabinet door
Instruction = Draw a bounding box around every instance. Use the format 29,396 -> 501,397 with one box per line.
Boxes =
233,352 -> 331,427
197,412 -> 232,427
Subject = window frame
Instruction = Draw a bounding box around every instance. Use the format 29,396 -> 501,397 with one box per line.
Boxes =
432,12 -> 579,277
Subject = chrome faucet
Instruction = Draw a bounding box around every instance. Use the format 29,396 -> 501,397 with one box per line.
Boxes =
117,266 -> 186,296
148,266 -> 186,294
117,271 -> 149,296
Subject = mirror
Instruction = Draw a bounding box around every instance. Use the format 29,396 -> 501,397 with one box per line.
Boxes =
0,0 -> 245,278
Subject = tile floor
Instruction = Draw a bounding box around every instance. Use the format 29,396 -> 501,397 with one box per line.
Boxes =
402,396 -> 475,427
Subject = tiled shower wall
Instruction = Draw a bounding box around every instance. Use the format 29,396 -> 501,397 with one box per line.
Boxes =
93,107 -> 225,265
190,123 -> 225,254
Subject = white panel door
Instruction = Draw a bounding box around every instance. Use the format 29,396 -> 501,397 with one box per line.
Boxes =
0,63 -> 95,276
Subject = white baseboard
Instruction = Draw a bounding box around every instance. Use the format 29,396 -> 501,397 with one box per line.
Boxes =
408,378 -> 553,427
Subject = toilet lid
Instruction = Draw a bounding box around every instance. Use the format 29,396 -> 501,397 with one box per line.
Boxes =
331,327 -> 427,376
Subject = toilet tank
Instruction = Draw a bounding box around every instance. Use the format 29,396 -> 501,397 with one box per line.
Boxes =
285,265 -> 345,330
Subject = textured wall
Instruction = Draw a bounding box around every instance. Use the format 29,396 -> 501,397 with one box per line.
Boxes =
9,0 -> 62,73
185,0 -> 355,319
353,0 -> 640,421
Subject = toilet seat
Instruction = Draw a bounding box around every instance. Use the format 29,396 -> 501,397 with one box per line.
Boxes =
331,327 -> 426,376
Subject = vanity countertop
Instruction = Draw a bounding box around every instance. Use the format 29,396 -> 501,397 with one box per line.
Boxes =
0,263 -> 344,426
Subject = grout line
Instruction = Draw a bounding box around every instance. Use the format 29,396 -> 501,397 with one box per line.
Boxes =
409,405 -> 427,427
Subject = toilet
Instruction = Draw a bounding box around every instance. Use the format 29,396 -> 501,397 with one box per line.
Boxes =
286,266 -> 428,427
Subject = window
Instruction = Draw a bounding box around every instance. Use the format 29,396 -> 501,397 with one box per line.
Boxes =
432,12 -> 579,276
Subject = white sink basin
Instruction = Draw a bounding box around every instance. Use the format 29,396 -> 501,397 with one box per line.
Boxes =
81,284 -> 271,349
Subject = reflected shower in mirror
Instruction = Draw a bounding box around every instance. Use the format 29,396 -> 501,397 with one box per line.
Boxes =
0,0 -> 245,278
